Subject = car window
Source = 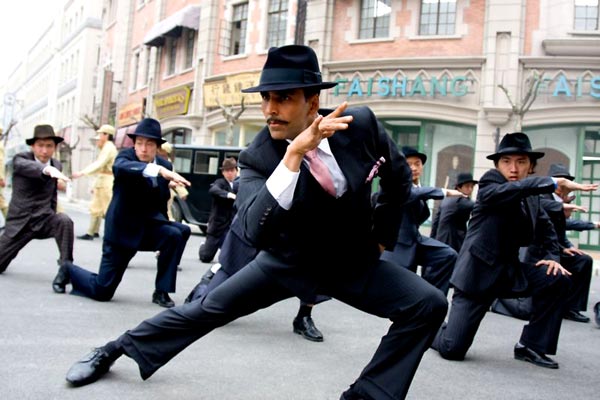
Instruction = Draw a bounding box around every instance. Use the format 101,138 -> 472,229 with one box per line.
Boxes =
193,151 -> 220,175
173,149 -> 193,173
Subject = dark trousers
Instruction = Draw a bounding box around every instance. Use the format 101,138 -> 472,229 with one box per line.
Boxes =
560,253 -> 593,312
382,239 -> 457,295
69,222 -> 190,301
117,252 -> 448,400
0,212 -> 74,273
199,230 -> 228,263
432,261 -> 571,359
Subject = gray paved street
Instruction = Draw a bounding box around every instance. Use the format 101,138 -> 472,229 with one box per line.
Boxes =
1,199 -> 599,399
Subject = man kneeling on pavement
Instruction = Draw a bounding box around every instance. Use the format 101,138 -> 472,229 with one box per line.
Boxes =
64,118 -> 192,307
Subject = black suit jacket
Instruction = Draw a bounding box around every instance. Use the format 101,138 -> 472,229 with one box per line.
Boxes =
206,177 -> 237,236
104,147 -> 172,249
450,169 -> 560,297
430,196 -> 475,252
4,151 -> 62,237
235,106 -> 411,299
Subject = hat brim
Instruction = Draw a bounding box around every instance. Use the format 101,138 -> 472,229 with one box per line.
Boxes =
486,148 -> 545,160
26,136 -> 64,146
241,82 -> 338,93
127,132 -> 166,145
456,180 -> 478,187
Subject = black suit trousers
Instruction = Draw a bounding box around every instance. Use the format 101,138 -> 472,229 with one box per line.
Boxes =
0,212 -> 73,272
433,261 -> 571,359
117,252 -> 447,400
561,253 -> 593,312
69,221 -> 190,301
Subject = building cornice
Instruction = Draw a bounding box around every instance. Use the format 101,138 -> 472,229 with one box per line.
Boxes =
542,38 -> 600,57
324,57 -> 486,72
521,56 -> 600,69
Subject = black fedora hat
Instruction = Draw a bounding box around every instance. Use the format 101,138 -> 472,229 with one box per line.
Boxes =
547,163 -> 574,180
486,132 -> 544,161
26,124 -> 64,145
128,118 -> 166,145
402,146 -> 427,165
455,172 -> 478,188
241,45 -> 338,93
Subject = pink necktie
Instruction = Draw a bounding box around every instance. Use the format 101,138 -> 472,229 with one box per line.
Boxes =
305,149 -> 336,197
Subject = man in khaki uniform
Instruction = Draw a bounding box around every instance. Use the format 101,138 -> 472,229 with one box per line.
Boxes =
72,125 -> 118,240
0,128 -> 8,223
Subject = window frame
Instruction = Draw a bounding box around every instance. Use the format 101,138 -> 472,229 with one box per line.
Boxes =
358,0 -> 392,40
418,0 -> 457,36
229,2 -> 249,56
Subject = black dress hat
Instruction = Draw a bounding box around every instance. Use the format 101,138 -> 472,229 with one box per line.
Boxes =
26,124 -> 64,145
455,172 -> 478,188
486,132 -> 544,161
547,163 -> 574,180
241,45 -> 338,93
401,146 -> 427,165
127,118 -> 166,145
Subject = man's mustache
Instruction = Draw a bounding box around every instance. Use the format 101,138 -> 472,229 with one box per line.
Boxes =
266,117 -> 288,125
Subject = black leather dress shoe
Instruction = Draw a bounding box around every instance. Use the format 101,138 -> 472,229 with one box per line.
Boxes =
66,347 -> 115,387
52,263 -> 71,294
77,234 -> 95,240
293,316 -> 324,342
563,310 -> 590,323
93,233 -> 100,238
152,290 -> 175,308
514,344 -> 558,369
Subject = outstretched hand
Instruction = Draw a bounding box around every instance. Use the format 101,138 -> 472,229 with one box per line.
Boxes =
556,177 -> 598,196
291,101 -> 354,156
160,167 -> 191,187
445,189 -> 467,198
43,166 -> 71,182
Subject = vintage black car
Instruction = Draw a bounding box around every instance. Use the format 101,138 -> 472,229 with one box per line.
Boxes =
171,144 -> 244,234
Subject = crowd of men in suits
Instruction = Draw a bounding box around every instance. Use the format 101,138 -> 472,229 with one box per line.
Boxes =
1,44 -> 599,399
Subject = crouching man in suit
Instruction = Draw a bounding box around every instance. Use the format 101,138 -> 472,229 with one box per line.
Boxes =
64,45 -> 447,400
432,132 -> 598,369
0,124 -> 74,293
66,118 -> 192,308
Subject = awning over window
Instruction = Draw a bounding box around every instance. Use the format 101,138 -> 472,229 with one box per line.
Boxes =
143,5 -> 201,47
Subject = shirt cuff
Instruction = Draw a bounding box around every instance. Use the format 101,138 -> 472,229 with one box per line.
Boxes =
266,161 -> 299,210
143,162 -> 161,177
551,177 -> 558,189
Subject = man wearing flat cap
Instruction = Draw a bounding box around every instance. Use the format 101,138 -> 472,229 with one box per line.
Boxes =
66,45 -> 447,400
66,118 -> 192,308
432,132 -> 598,369
0,124 -> 74,294
72,124 -> 118,240
431,172 -> 478,252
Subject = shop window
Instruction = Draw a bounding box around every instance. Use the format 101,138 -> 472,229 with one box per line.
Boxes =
229,2 -> 248,55
574,0 -> 599,31
163,128 -> 191,145
435,145 -> 474,189
267,0 -> 288,48
419,0 -> 456,36
359,0 -> 391,39
168,38 -> 178,75
184,29 -> 195,69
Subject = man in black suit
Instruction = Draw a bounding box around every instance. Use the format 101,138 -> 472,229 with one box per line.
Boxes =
492,163 -> 595,323
65,118 -> 192,308
430,172 -> 478,252
199,157 -> 238,262
380,146 -> 463,295
0,124 -> 73,293
65,45 -> 447,400
432,132 -> 597,369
